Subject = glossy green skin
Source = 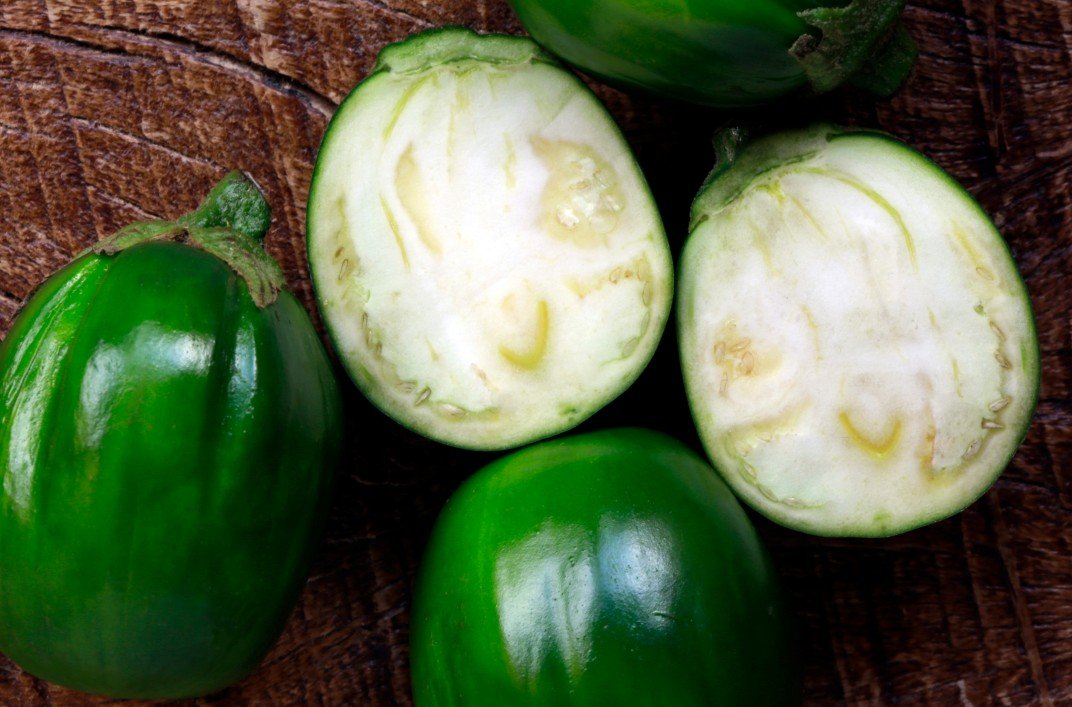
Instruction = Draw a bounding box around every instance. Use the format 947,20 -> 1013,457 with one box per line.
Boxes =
0,242 -> 342,698
510,0 -> 834,106
411,429 -> 800,706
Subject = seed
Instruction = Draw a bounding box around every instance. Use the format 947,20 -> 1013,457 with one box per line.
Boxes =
739,462 -> 757,480
642,282 -> 653,306
981,419 -> 1003,430
635,256 -> 651,279
338,258 -> 353,280
609,267 -> 622,284
362,312 -> 369,329
989,396 -> 1011,412
472,364 -> 489,383
374,342 -> 383,358
989,321 -> 1005,341
441,403 -> 465,417
713,341 -> 726,364
783,497 -> 806,509
757,483 -> 779,502
639,311 -> 652,337
976,266 -> 996,281
333,245 -> 344,259
994,351 -> 1011,369
963,438 -> 982,459
398,382 -> 416,394
739,351 -> 755,374
719,372 -> 729,396
602,195 -> 622,212
556,207 -> 580,229
731,338 -> 751,353
572,178 -> 593,192
416,388 -> 431,405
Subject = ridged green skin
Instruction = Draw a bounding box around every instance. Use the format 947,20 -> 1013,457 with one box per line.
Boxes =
411,428 -> 800,706
0,242 -> 341,698
509,0 -> 832,106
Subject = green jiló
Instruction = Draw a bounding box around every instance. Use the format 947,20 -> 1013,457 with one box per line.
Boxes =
678,125 -> 1039,537
307,27 -> 673,451
508,0 -> 917,107
0,172 -> 342,698
411,428 -> 801,706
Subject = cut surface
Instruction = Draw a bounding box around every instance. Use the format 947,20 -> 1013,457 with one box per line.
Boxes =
308,29 -> 671,450
679,127 -> 1038,536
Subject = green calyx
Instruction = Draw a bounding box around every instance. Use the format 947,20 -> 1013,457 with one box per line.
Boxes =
792,0 -> 917,96
691,124 -> 838,228
693,125 -> 753,218
370,26 -> 555,77
87,171 -> 285,309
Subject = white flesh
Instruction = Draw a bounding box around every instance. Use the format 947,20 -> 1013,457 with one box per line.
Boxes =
310,60 -> 671,450
680,135 -> 1038,536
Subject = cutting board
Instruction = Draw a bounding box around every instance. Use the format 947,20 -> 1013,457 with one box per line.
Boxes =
0,1 -> 1068,704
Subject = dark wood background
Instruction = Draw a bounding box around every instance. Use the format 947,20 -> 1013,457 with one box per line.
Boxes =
0,0 -> 1069,704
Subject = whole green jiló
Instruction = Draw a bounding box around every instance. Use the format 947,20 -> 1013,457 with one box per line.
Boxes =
411,429 -> 800,706
0,173 -> 342,698
509,0 -> 917,107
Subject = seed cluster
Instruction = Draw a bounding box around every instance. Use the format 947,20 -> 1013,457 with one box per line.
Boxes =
535,137 -> 626,248
712,320 -> 756,396
555,159 -> 622,235
961,292 -> 1015,461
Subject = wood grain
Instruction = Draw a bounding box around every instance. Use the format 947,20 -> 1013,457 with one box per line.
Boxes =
0,0 -> 1070,705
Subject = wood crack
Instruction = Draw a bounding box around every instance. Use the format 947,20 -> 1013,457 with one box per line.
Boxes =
53,46 -> 107,254
912,5 -> 1066,52
9,63 -> 66,254
70,116 -> 221,171
988,490 -> 1055,705
85,185 -> 162,223
346,0 -> 434,29
0,120 -> 32,140
0,25 -> 336,118
74,21 -> 338,114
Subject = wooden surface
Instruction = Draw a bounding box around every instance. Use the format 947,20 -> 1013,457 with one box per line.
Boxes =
0,0 -> 1069,704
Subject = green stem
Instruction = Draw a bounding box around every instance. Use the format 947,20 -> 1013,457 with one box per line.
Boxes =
177,171 -> 272,241
695,126 -> 751,205
86,171 -> 284,308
